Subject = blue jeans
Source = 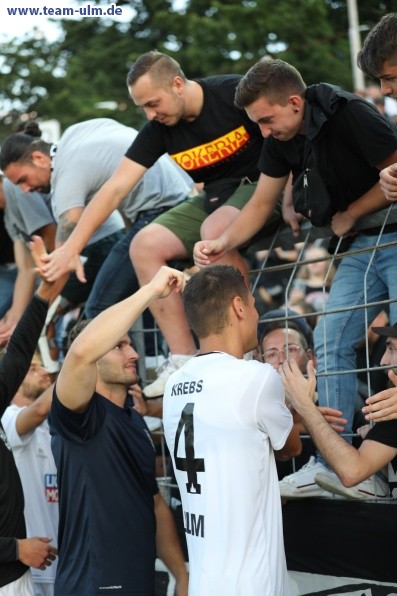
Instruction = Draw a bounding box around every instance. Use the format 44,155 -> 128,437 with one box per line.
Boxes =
314,231 -> 397,462
84,208 -> 170,317
0,265 -> 17,318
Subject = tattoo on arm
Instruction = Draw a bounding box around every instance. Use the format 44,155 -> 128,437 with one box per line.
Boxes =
56,214 -> 77,244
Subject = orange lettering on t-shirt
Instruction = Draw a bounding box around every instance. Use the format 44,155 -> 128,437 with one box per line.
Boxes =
171,126 -> 250,171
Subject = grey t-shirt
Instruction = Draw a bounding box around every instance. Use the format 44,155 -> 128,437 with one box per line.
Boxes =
121,153 -> 193,223
3,178 -> 54,243
51,118 -> 192,245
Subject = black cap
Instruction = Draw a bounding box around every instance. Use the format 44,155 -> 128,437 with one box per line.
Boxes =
258,308 -> 314,349
371,322 -> 397,338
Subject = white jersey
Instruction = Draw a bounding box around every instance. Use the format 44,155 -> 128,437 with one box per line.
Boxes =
163,352 -> 292,596
1,405 -> 58,586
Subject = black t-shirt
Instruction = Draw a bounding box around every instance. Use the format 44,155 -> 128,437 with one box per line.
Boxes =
366,419 -> 397,448
366,420 -> 397,498
259,89 -> 397,213
50,390 -> 159,595
126,75 -> 263,192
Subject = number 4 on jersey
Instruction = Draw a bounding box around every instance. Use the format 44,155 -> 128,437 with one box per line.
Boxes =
174,403 -> 205,494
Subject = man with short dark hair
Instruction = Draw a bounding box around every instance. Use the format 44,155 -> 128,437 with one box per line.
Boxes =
30,52 -> 282,399
49,265 -> 188,595
163,265 -> 301,595
0,118 -> 192,319
194,57 -> 397,498
258,309 -> 314,364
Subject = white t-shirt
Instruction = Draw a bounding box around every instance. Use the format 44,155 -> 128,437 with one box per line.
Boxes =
1,405 -> 58,586
163,352 -> 292,596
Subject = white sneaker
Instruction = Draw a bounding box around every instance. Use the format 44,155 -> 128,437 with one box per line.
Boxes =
143,354 -> 194,398
315,471 -> 390,500
279,457 -> 332,498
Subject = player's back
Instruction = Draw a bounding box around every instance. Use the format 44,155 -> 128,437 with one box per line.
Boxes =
163,352 -> 291,596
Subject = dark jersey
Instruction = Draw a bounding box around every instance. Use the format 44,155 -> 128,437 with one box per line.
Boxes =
0,294 -> 49,587
50,390 -> 159,595
126,75 -> 263,192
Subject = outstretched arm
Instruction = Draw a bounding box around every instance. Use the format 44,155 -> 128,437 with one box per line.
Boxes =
15,383 -> 53,436
0,237 -> 67,417
56,265 -> 185,412
0,240 -> 36,346
39,158 -> 147,282
331,180 -> 389,237
0,219 -> 57,347
31,236 -> 70,305
193,174 -> 286,267
280,360 -> 397,486
331,150 -> 397,237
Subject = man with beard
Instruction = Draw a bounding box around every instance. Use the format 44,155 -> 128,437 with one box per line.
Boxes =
26,52 -> 282,399
0,118 -> 192,315
49,265 -> 188,595
194,57 -> 397,499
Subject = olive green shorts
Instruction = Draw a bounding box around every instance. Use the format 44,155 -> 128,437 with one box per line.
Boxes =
153,181 -> 282,258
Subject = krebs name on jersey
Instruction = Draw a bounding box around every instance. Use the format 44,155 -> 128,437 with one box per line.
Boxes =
170,379 -> 203,396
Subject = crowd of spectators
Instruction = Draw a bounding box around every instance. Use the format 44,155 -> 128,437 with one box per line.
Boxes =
2,12 -> 397,593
